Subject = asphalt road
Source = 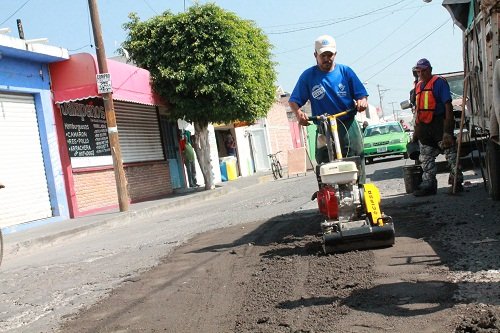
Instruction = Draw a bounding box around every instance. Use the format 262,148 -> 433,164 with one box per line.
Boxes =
1,155 -> 498,332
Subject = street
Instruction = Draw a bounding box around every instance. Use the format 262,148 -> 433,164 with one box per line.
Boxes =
1,156 -> 499,332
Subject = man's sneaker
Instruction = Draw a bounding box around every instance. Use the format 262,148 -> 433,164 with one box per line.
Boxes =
413,184 -> 437,197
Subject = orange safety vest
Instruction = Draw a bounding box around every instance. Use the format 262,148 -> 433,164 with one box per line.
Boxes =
415,75 -> 440,124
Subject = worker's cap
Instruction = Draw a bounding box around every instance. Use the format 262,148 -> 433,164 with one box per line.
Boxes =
415,58 -> 432,70
315,35 -> 336,55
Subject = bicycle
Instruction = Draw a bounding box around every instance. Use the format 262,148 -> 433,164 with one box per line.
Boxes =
268,151 -> 283,180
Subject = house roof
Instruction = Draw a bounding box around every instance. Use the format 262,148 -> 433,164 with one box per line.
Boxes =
49,53 -> 165,106
0,33 -> 69,63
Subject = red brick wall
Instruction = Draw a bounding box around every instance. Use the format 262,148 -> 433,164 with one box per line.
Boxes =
73,169 -> 118,212
73,161 -> 172,213
266,100 -> 294,166
125,161 -> 172,202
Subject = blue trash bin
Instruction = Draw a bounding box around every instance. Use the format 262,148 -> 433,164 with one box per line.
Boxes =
220,161 -> 228,182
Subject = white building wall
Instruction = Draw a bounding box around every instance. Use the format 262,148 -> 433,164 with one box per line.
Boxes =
208,124 -> 222,184
234,126 -> 254,177
355,104 -> 381,125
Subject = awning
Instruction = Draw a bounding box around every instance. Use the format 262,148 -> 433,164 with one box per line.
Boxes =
442,0 -> 472,31
49,53 -> 165,106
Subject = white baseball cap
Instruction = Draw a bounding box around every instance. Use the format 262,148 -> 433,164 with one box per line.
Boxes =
315,35 -> 337,55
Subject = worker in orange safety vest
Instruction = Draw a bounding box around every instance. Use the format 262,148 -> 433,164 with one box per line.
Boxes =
412,58 -> 463,196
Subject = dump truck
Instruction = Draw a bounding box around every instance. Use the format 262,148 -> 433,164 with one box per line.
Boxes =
442,0 -> 500,199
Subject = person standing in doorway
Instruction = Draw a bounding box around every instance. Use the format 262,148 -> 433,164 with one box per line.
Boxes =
288,34 -> 369,183
225,133 -> 237,157
180,132 -> 198,188
412,58 -> 463,196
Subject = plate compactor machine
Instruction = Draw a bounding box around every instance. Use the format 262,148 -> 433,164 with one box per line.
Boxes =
309,111 -> 395,254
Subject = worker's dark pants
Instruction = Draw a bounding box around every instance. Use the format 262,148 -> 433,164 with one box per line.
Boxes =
415,117 -> 463,189
315,117 -> 366,184
418,143 -> 463,189
185,160 -> 197,187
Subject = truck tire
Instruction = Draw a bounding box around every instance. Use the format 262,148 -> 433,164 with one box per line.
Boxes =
486,139 -> 500,201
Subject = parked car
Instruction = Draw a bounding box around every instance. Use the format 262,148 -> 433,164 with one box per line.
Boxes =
363,121 -> 411,164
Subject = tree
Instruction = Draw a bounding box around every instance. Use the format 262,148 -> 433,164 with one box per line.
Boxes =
122,3 -> 277,189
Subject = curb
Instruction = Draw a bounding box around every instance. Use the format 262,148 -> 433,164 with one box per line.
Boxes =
5,173 -> 273,257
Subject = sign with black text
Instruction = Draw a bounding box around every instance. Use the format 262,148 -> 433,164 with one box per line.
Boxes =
59,99 -> 112,168
96,73 -> 112,94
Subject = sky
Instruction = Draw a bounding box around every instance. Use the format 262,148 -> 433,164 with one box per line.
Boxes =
0,0 -> 464,120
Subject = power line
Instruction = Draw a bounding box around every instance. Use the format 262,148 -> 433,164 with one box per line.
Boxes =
86,1 -> 94,49
273,4 -> 425,56
335,12 -> 394,39
68,44 -> 93,52
267,0 -> 408,35
350,3 -> 423,66
0,0 -> 32,26
142,0 -> 158,14
364,18 -> 451,82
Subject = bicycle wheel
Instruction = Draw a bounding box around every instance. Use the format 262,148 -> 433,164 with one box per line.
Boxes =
271,163 -> 279,180
276,161 -> 283,178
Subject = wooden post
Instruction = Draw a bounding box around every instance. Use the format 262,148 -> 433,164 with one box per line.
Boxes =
88,0 -> 129,211
453,75 -> 469,195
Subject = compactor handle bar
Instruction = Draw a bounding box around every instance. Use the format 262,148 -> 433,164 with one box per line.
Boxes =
307,108 -> 357,161
306,108 -> 357,123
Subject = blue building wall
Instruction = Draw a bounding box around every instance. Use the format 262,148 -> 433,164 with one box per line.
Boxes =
0,55 -> 69,233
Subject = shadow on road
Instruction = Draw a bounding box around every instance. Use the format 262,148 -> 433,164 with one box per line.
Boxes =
278,280 -> 459,316
368,164 -> 407,182
189,209 -> 324,256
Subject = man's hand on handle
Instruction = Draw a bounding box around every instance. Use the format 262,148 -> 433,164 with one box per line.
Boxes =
356,97 -> 368,112
289,101 -> 310,126
289,97 -> 368,126
295,109 -> 310,126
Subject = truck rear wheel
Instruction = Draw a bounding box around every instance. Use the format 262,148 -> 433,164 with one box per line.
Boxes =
486,139 -> 500,201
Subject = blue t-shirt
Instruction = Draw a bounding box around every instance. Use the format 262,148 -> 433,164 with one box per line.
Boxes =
289,63 -> 368,119
417,76 -> 452,117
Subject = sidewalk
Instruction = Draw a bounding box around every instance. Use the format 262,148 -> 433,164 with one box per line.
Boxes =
4,171 -> 275,258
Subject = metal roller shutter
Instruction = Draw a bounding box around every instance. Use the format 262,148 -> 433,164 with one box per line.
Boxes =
0,93 -> 52,227
114,101 -> 164,163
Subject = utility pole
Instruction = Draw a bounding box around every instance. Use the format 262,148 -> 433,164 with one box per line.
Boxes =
389,102 -> 398,121
377,84 -> 389,120
88,0 -> 129,211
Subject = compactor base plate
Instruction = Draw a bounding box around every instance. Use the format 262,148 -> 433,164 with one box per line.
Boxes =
322,222 -> 395,254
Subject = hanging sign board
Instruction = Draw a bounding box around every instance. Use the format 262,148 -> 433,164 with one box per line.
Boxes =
59,98 -> 112,168
96,73 -> 112,94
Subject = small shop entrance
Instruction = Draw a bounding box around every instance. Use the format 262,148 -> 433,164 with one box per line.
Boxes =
0,92 -> 52,227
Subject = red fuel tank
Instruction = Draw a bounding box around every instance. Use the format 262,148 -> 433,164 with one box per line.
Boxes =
317,186 -> 338,219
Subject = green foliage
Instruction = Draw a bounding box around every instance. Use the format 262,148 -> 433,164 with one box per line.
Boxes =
122,3 -> 277,124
